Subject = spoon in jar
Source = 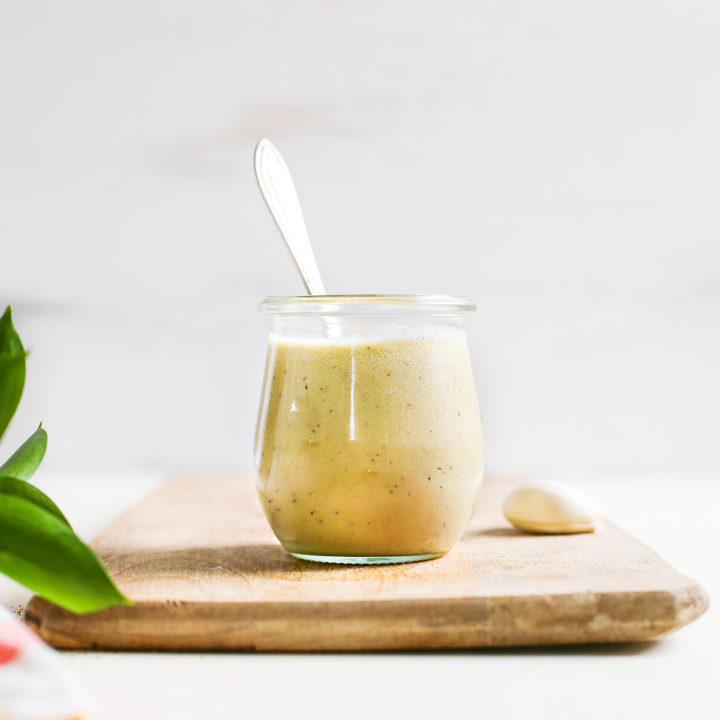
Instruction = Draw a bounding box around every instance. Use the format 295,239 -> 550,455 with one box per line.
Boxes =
254,139 -> 326,295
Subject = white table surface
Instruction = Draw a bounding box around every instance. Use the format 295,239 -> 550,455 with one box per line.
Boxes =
2,473 -> 717,719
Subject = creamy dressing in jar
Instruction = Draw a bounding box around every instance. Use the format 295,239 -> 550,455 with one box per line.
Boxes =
254,296 -> 484,563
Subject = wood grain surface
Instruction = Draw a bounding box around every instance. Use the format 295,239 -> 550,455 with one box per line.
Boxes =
25,475 -> 709,650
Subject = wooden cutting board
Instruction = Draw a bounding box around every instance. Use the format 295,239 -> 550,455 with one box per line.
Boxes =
25,475 -> 708,651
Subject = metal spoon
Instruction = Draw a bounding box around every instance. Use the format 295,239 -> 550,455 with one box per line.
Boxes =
254,139 -> 326,295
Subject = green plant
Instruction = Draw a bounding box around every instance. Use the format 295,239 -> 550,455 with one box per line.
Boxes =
0,306 -> 129,613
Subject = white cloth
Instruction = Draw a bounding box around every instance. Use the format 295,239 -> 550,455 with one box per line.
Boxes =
0,606 -> 91,720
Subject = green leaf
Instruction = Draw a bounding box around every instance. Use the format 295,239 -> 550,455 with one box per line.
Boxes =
0,475 -> 69,526
0,425 -> 47,480
0,306 -> 26,441
0,494 -> 131,613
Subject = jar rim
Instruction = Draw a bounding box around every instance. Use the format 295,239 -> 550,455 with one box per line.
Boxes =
259,294 -> 476,314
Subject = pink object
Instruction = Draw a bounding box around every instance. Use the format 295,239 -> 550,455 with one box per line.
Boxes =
0,614 -> 41,664
0,606 -> 91,719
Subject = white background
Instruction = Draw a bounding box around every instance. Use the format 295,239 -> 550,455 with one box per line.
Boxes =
1,6 -> 718,718
1,0 -> 719,477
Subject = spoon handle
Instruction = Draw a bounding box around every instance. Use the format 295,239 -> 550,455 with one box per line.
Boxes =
254,139 -> 326,296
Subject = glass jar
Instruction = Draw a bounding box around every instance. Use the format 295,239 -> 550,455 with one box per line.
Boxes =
253,295 -> 484,564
